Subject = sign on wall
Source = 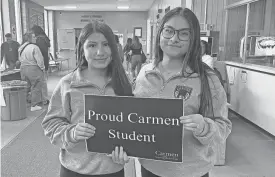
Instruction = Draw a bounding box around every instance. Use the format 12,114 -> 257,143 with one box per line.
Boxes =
57,29 -> 75,50
85,95 -> 184,163
80,14 -> 104,23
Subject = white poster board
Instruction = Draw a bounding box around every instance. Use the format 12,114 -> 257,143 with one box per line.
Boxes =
57,29 -> 75,50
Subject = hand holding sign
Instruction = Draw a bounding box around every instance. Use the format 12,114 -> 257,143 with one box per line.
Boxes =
180,114 -> 206,135
73,123 -> 96,142
111,146 -> 129,165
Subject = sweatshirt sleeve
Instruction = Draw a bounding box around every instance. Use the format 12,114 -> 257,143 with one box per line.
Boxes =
133,63 -> 155,97
194,74 -> 232,146
1,43 -> 4,63
33,46 -> 45,70
41,77 -> 78,150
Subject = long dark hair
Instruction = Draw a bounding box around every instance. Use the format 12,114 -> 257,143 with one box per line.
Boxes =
75,21 -> 133,96
154,7 -> 214,117
31,25 -> 47,37
132,36 -> 141,49
123,38 -> 132,52
201,40 -> 210,55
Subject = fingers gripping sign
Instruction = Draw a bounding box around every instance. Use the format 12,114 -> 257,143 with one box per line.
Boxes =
73,123 -> 96,142
111,146 -> 129,165
180,114 -> 206,135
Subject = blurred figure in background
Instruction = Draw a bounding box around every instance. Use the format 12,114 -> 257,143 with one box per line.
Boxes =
129,36 -> 143,80
31,25 -> 50,72
31,25 -> 50,105
115,35 -> 124,63
201,40 -> 223,86
123,38 -> 132,74
201,40 -> 215,69
0,33 -> 20,69
19,33 -> 45,111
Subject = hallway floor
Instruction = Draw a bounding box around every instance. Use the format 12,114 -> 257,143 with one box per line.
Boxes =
1,68 -> 275,177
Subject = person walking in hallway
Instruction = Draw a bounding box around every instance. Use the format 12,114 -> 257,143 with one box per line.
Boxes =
129,36 -> 143,80
115,35 -> 124,63
123,38 -> 132,74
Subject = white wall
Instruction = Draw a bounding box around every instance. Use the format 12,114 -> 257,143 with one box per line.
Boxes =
55,11 -> 147,50
54,11 -> 147,69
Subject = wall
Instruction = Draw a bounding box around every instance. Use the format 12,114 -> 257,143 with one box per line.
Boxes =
55,11 -> 147,51
193,0 -> 226,47
53,11 -> 147,69
21,0 -> 44,33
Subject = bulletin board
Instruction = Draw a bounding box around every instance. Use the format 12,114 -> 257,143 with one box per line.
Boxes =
57,29 -> 75,50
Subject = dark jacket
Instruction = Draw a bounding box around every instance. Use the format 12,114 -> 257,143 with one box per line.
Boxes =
1,41 -> 20,66
36,35 -> 50,71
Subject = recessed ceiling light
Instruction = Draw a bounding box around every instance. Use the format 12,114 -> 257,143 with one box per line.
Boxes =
64,5 -> 77,9
117,6 -> 129,9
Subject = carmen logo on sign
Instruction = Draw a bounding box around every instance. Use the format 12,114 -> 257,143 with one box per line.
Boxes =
84,95 -> 184,162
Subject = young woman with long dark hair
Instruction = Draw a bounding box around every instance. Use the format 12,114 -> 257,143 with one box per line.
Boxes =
42,21 -> 132,177
134,7 -> 232,177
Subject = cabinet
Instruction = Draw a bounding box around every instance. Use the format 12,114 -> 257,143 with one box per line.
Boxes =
226,63 -> 275,136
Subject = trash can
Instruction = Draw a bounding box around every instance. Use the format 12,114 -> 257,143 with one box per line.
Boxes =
1,80 -> 28,121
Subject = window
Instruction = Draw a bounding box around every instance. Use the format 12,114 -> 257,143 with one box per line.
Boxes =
225,5 -> 247,63
225,0 -> 275,68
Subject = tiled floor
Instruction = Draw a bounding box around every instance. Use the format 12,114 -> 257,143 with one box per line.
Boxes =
1,108 -> 45,149
211,112 -> 275,177
1,68 -> 275,177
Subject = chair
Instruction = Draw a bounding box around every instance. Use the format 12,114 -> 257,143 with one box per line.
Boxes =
49,53 -> 60,72
49,53 -> 70,72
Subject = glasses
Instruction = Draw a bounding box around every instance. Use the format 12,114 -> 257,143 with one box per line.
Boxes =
161,27 -> 190,41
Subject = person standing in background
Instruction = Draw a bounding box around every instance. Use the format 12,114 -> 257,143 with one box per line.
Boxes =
19,33 -> 45,111
0,33 -> 20,69
201,40 -> 215,69
129,36 -> 143,80
31,25 -> 50,105
123,38 -> 132,74
201,40 -> 223,86
31,25 -> 51,72
115,35 -> 124,63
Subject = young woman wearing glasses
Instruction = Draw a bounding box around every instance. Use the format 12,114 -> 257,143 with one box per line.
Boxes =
133,7 -> 232,177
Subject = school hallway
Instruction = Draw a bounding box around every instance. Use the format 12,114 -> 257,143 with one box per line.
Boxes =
1,69 -> 274,177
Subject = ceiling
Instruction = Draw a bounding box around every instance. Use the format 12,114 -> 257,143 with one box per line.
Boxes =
31,0 -> 156,11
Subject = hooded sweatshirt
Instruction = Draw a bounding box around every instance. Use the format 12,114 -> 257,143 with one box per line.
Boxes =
36,35 -> 50,70
134,63 -> 232,177
18,42 -> 45,70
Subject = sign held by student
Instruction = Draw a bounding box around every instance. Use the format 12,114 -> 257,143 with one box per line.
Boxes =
85,95 -> 184,162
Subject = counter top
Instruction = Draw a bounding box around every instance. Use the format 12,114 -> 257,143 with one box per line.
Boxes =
225,61 -> 275,75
